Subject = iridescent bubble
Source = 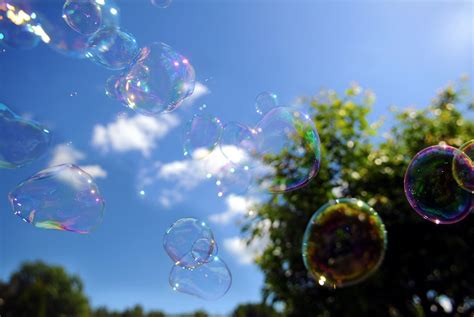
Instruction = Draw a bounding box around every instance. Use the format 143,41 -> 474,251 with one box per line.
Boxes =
117,42 -> 195,115
0,103 -> 51,168
453,140 -> 474,193
219,122 -> 257,168
163,218 -> 217,268
105,74 -> 124,100
253,107 -> 321,193
0,1 -> 40,49
62,0 -> 102,35
169,256 -> 232,300
302,198 -> 387,288
86,26 -> 139,70
151,0 -> 172,8
183,114 -> 223,159
8,164 -> 105,233
404,145 -> 473,224
255,91 -> 278,116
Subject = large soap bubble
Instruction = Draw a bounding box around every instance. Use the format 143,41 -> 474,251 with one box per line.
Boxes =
302,198 -> 387,288
8,164 -> 105,233
0,103 -> 51,168
0,1 -> 40,49
116,42 -> 195,115
62,0 -> 102,35
404,145 -> 473,224
253,107 -> 321,193
452,140 -> 474,193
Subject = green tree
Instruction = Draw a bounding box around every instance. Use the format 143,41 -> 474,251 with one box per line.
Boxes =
246,82 -> 474,316
0,261 -> 90,317
232,303 -> 282,317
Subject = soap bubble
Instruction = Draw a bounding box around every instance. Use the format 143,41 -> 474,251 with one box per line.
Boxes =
183,114 -> 223,159
0,1 -> 40,49
452,140 -> 474,193
8,164 -> 105,233
215,165 -> 252,197
86,26 -> 139,70
151,0 -> 172,8
0,103 -> 51,168
117,42 -> 195,115
404,145 -> 473,224
163,218 -> 217,268
105,74 -> 125,101
219,122 -> 257,168
62,0 -> 102,35
302,198 -> 387,288
169,256 -> 232,300
253,107 -> 321,193
255,91 -> 278,116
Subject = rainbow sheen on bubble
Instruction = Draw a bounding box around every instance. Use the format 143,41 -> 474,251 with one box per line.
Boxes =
116,42 -> 195,115
404,145 -> 473,224
0,103 -> 51,168
62,0 -> 102,35
183,114 -> 223,159
8,164 -> 105,233
163,218 -> 217,268
151,0 -> 172,8
219,122 -> 257,168
0,1 -> 40,49
452,140 -> 474,193
253,107 -> 321,193
86,26 -> 139,70
302,198 -> 387,288
169,256 -> 232,300
255,91 -> 278,116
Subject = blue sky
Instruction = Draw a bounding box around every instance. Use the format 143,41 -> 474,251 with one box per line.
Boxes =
0,0 -> 473,314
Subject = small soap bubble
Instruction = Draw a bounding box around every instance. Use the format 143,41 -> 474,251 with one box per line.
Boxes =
255,91 -> 278,116
220,122 -> 257,168
0,103 -> 51,168
87,26 -> 139,70
8,164 -> 105,233
302,198 -> 387,288
163,218 -> 216,268
215,165 -> 252,197
183,114 -> 223,159
151,0 -> 172,8
452,140 -> 474,193
404,145 -> 473,224
62,0 -> 102,35
169,256 -> 232,300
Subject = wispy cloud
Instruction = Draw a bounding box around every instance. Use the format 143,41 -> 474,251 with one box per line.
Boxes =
209,194 -> 256,225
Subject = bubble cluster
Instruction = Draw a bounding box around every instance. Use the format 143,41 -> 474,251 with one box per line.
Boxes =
163,218 -> 231,300
8,164 -> 105,233
0,103 -> 51,168
0,1 -> 40,49
255,91 -> 278,116
62,0 -> 102,35
452,140 -> 474,193
183,115 -> 223,158
404,145 -> 473,224
302,198 -> 387,288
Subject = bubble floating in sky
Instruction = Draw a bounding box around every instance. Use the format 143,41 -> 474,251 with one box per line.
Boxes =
452,140 -> 474,193
302,198 -> 387,288
404,145 -> 473,224
8,164 -> 105,233
163,218 -> 217,268
253,107 -> 321,193
0,103 -> 51,168
62,0 -> 102,35
215,165 -> 252,197
183,114 -> 223,159
169,256 -> 232,300
86,26 -> 139,70
255,91 -> 278,116
116,42 -> 195,115
151,0 -> 172,8
0,1 -> 40,49
219,122 -> 257,168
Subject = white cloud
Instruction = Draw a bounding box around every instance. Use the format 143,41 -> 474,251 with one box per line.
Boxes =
91,113 -> 179,157
180,82 -> 210,107
209,194 -> 256,225
49,144 -> 107,179
223,229 -> 270,265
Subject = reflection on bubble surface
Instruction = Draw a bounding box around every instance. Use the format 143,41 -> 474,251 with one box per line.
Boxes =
452,140 -> 474,193
0,1 -> 40,49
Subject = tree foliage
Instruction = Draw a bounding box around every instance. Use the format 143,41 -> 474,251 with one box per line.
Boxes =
246,82 -> 474,316
232,302 -> 282,317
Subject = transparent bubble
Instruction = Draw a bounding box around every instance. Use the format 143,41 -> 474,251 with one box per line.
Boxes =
0,1 -> 40,49
183,114 -> 223,159
169,256 -> 232,300
453,140 -> 474,193
255,91 -> 278,116
6,0 -> 120,58
0,103 -> 51,168
302,198 -> 387,288
105,74 -> 124,100
219,122 -> 257,168
62,0 -> 102,35
8,164 -> 105,233
163,218 -> 217,268
253,107 -> 321,193
86,26 -> 139,70
215,165 -> 252,197
151,0 -> 172,8
404,145 -> 473,224
117,42 -> 195,115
